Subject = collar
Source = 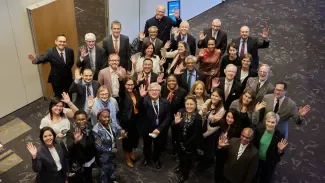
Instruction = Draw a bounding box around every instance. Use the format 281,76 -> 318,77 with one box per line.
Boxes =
240,37 -> 248,42
109,66 -> 117,73
150,38 -> 156,43
275,96 -> 285,103
240,143 -> 249,148
88,46 -> 96,51
144,72 -> 151,77
82,80 -> 92,85
112,35 -> 120,41
152,98 -> 159,104
56,48 -> 65,54
187,69 -> 196,75
181,34 -> 188,38
225,79 -> 234,85
258,78 -> 267,85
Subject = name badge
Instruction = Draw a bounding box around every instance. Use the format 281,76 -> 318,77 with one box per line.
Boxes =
156,118 -> 159,125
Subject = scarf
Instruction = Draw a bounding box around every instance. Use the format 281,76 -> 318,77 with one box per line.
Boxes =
166,85 -> 178,103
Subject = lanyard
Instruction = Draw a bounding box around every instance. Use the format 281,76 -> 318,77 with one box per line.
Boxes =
100,123 -> 115,148
152,101 -> 159,125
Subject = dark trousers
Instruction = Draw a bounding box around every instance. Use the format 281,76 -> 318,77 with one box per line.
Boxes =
52,79 -> 72,97
171,124 -> 180,153
122,116 -> 139,152
143,133 -> 166,162
199,135 -> 216,169
178,148 -> 193,178
70,167 -> 93,183
252,160 -> 276,183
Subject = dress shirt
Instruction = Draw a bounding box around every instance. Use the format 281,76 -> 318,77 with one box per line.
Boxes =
240,70 -> 249,83
212,30 -> 219,39
48,147 -> 62,171
273,96 -> 285,111
109,67 -> 120,97
187,69 -> 196,89
238,38 -> 248,55
56,48 -> 66,62
224,79 -> 234,95
237,143 -> 248,160
145,72 -> 152,84
258,79 -> 267,88
152,98 -> 159,118
180,34 -> 188,42
79,47 -> 96,64
82,80 -> 94,110
112,35 -> 120,50
150,38 -> 156,47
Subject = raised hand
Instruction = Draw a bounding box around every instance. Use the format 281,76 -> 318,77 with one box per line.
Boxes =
27,142 -> 37,158
75,68 -> 82,80
255,101 -> 267,112
211,77 -> 220,88
299,105 -> 311,117
218,135 -> 229,148
173,8 -> 180,19
157,73 -> 165,83
198,49 -> 205,57
61,92 -> 71,104
173,28 -> 180,39
260,27 -> 269,39
139,84 -> 147,97
164,41 -> 171,49
139,31 -> 146,41
116,66 -> 123,78
199,31 -> 206,41
73,128 -> 83,143
87,96 -> 95,108
27,53 -> 37,62
159,57 -> 166,66
202,107 -> 208,116
174,112 -> 183,124
80,46 -> 88,58
137,72 -> 145,82
131,55 -> 137,66
277,138 -> 288,152
174,64 -> 184,75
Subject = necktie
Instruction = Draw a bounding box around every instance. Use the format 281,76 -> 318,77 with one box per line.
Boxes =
274,99 -> 280,113
167,91 -> 174,103
225,82 -> 231,100
240,39 -> 246,57
212,31 -> 217,39
187,72 -> 193,91
181,36 -> 185,41
153,101 -> 158,113
89,48 -> 95,72
130,92 -> 138,114
86,84 -> 91,97
102,101 -> 108,108
114,39 -> 119,53
60,52 -> 65,63
145,74 -> 149,89
256,82 -> 261,93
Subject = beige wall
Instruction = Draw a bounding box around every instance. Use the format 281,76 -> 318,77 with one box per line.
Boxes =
0,0 -> 43,118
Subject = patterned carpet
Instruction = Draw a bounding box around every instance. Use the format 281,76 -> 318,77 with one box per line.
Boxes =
1,0 -> 325,182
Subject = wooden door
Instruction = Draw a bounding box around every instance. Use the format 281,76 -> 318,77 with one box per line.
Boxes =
28,0 -> 78,98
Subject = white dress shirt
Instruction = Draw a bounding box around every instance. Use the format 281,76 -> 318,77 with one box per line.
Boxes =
112,35 -> 120,50
258,79 -> 267,88
212,30 -> 219,39
56,48 -> 66,63
48,147 -> 62,171
237,143 -> 248,160
224,79 -> 234,95
273,96 -> 285,111
109,67 -> 120,97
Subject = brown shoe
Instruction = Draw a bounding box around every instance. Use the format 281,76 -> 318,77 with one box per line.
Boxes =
124,152 -> 133,168
129,152 -> 136,161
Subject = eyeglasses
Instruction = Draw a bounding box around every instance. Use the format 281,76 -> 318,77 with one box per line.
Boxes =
275,89 -> 284,92
110,59 -> 119,62
99,93 -> 109,96
125,84 -> 134,86
149,89 -> 160,92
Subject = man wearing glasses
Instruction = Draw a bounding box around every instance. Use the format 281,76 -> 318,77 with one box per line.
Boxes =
138,26 -> 164,56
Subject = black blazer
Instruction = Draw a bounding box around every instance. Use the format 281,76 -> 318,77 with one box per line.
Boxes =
170,33 -> 197,55
34,47 -> 74,85
161,84 -> 187,115
118,86 -> 141,126
138,96 -> 172,136
32,142 -> 69,183
76,45 -> 107,80
66,126 -> 97,166
222,138 -> 259,183
177,69 -> 206,92
198,28 -> 227,55
232,36 -> 270,70
235,66 -> 258,93
103,34 -> 131,71
217,77 -> 241,110
254,127 -> 284,167
69,80 -> 100,110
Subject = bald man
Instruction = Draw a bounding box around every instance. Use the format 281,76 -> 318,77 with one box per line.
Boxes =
198,19 -> 227,55
232,25 -> 270,70
217,128 -> 258,183
170,21 -> 196,55
144,5 -> 182,44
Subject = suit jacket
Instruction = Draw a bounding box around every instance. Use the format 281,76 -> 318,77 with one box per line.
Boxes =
138,96 -> 172,136
76,45 -> 107,80
254,127 -> 284,168
198,28 -> 227,55
261,94 -> 303,138
223,138 -> 259,183
161,84 -> 187,115
177,69 -> 206,92
34,47 -> 74,85
98,66 -> 126,93
245,77 -> 274,102
32,142 -> 69,183
235,66 -> 258,93
217,77 -> 241,110
170,33 -> 197,55
118,86 -> 141,126
69,80 -> 100,110
103,34 -> 131,71
138,37 -> 164,56
232,36 -> 270,70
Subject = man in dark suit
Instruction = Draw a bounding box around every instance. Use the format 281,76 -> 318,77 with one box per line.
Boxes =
170,21 -> 196,55
138,82 -> 172,169
135,58 -> 159,89
103,20 -> 131,71
174,55 -> 206,92
76,33 -> 107,80
69,68 -> 99,110
245,64 -> 274,102
232,26 -> 270,70
197,19 -> 227,55
217,128 -> 259,183
138,26 -> 164,56
144,5 -> 182,44
28,34 -> 74,97
213,64 -> 241,110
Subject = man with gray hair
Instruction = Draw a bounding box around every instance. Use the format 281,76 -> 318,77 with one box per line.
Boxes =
138,26 -> 163,55
138,82 -> 172,169
170,21 -> 197,55
175,55 -> 206,91
198,19 -> 227,55
76,33 -> 107,80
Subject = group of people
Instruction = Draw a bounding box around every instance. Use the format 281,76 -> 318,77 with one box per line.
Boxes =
26,4 -> 312,183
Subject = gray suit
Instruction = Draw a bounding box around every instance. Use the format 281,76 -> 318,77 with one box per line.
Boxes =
262,94 -> 303,138
138,37 -> 164,56
245,77 -> 274,102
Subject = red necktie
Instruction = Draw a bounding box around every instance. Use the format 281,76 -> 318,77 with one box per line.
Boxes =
240,39 -> 246,57
145,75 -> 149,89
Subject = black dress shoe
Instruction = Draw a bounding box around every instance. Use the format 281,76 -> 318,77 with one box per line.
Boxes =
154,161 -> 162,169
142,159 -> 149,167
174,165 -> 181,173
178,175 -> 188,183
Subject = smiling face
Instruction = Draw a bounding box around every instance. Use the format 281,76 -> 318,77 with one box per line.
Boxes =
211,20 -> 221,32
82,69 -> 93,83
211,91 -> 221,104
51,102 -> 64,115
274,84 -> 286,99
228,46 -> 237,57
55,36 -> 67,51
179,22 -> 189,35
178,42 -> 186,53
265,116 -> 277,131
145,45 -> 154,57
99,88 -> 109,102
111,23 -> 121,38
148,85 -> 161,100
43,130 -> 54,147
185,99 -> 196,113
156,6 -> 165,20
167,76 -> 178,90
75,113 -> 87,130
242,92 -> 252,105
241,58 -> 251,69
142,59 -> 153,74
207,39 -> 216,51
109,55 -> 120,69
194,83 -> 204,97
240,26 -> 249,39
86,40 -> 95,49
99,111 -> 110,127
186,58 -> 195,71
226,112 -> 234,125
149,27 -> 158,39
258,65 -> 270,81
225,65 -> 237,81
240,129 -> 253,145
125,79 -> 135,93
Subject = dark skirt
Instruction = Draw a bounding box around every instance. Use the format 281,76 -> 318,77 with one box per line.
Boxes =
121,113 -> 140,152
36,169 -> 65,183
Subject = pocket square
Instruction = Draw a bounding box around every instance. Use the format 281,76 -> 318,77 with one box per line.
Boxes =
232,93 -> 236,95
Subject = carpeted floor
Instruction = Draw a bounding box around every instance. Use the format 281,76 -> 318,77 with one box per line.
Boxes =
1,0 -> 325,182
